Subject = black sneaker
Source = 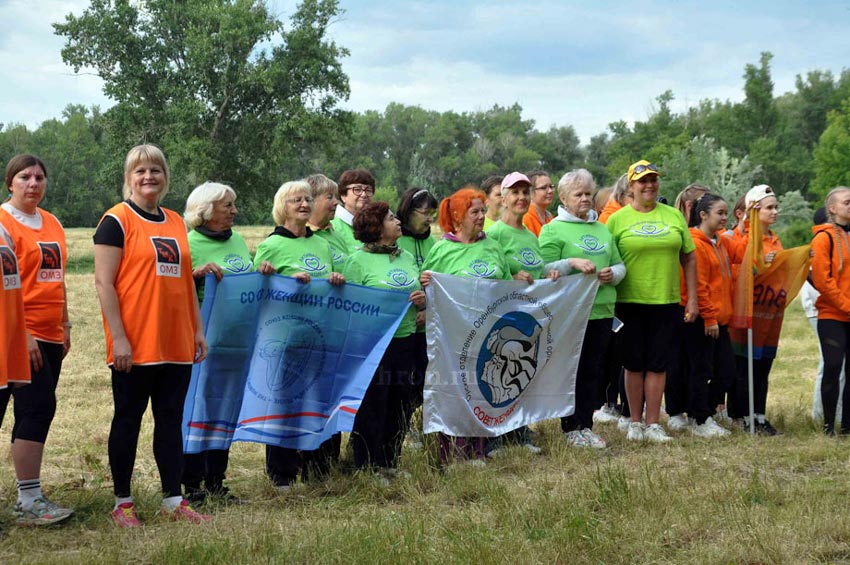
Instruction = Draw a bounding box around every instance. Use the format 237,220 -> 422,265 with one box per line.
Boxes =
824,423 -> 836,436
207,485 -> 246,505
756,420 -> 779,436
184,487 -> 207,506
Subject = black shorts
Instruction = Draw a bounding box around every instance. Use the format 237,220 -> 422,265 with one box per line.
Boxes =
615,303 -> 680,373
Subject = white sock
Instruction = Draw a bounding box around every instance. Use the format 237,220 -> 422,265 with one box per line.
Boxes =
114,496 -> 133,510
162,495 -> 183,511
17,478 -> 42,510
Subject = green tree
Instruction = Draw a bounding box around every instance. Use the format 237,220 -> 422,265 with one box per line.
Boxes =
812,99 -> 850,199
54,0 -> 351,219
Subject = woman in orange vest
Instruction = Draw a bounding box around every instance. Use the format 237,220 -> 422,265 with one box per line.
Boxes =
0,155 -> 73,526
812,186 -> 850,435
94,145 -> 209,527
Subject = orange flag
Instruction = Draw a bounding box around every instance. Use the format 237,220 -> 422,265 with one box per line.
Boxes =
729,208 -> 811,359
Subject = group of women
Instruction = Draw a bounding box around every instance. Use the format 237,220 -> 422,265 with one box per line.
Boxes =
2,144 -> 847,529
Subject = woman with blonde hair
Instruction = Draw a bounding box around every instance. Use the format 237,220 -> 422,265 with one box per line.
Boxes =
94,145 -> 209,526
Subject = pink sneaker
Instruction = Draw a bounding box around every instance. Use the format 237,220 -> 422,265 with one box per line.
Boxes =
111,502 -> 141,528
161,500 -> 212,524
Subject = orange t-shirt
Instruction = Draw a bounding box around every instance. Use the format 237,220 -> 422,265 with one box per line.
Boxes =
0,207 -> 67,343
0,230 -> 31,388
522,204 -> 553,237
98,203 -> 197,366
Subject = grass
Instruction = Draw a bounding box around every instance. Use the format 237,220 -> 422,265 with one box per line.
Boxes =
0,227 -> 844,563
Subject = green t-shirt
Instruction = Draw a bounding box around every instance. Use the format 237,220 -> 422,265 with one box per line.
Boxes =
483,215 -> 497,231
422,236 -> 512,281
254,233 -> 334,279
187,229 -> 253,301
539,217 -> 622,319
342,249 -> 420,338
397,233 -> 435,271
330,216 -> 361,255
606,204 -> 695,304
485,221 -> 545,279
313,225 -> 348,271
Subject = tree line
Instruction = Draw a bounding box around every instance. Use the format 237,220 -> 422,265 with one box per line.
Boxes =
0,1 -> 848,247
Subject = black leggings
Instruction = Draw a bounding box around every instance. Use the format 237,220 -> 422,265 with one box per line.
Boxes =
818,319 -> 850,430
183,449 -> 229,491
108,364 -> 191,498
351,335 -> 416,469
0,340 -> 63,443
563,318 -> 612,432
734,355 -> 774,418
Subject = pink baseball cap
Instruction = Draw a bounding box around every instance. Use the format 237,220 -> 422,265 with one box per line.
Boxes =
501,172 -> 531,190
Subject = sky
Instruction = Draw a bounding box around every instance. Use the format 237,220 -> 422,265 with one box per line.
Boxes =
1,0 -> 849,143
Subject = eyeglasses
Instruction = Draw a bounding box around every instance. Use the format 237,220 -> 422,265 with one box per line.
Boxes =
632,163 -> 659,176
414,208 -> 436,220
534,184 -> 555,191
286,196 -> 314,205
348,184 -> 375,196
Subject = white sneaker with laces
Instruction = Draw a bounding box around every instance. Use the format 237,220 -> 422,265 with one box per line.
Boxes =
692,417 -> 731,438
667,414 -> 693,431
580,428 -> 607,449
626,421 -> 644,441
593,405 -> 621,424
565,429 -> 591,447
644,423 -> 673,443
618,416 -> 632,432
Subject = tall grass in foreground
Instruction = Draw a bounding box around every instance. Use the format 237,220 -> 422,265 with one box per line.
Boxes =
1,228 -> 846,564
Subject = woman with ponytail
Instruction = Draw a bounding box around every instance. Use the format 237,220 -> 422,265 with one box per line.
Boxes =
811,187 -> 850,435
678,194 -> 735,437
420,186 -> 512,464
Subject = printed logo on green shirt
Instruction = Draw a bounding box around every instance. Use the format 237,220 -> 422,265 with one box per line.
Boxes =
383,268 -> 416,289
300,254 -> 328,273
513,248 -> 542,269
224,253 -> 253,273
629,222 -> 670,237
574,235 -> 608,255
330,248 -> 345,264
464,259 -> 497,278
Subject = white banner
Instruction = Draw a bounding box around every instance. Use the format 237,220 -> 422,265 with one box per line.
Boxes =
424,272 -> 599,437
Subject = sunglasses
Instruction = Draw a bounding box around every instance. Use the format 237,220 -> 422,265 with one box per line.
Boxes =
631,163 -> 659,176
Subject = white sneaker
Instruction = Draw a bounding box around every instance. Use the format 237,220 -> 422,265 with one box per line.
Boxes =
667,414 -> 694,431
593,405 -> 621,424
626,421 -> 644,441
644,423 -> 673,443
618,416 -> 632,432
714,409 -> 733,425
523,443 -> 543,455
580,428 -> 607,449
692,417 -> 731,438
565,429 -> 591,447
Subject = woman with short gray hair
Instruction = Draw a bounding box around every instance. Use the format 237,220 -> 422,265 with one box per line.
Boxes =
180,181 -> 253,504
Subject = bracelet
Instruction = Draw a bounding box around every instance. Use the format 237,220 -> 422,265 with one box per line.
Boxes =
62,321 -> 73,328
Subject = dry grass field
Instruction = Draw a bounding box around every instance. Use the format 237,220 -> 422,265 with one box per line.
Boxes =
1,227 -> 848,564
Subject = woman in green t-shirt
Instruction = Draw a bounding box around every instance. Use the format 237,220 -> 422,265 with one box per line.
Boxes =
606,160 -> 698,444
343,202 -> 425,475
255,180 -> 345,490
181,181 -> 254,504
540,169 -> 626,450
485,172 -> 560,455
420,187 -> 512,465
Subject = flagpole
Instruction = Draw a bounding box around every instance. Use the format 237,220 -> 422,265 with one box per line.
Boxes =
747,328 -> 755,435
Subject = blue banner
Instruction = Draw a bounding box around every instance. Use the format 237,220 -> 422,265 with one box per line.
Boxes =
182,272 -> 411,452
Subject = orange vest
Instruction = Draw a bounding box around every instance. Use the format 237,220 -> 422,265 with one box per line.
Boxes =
0,207 -> 67,342
0,235 -> 31,388
99,203 -> 197,366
